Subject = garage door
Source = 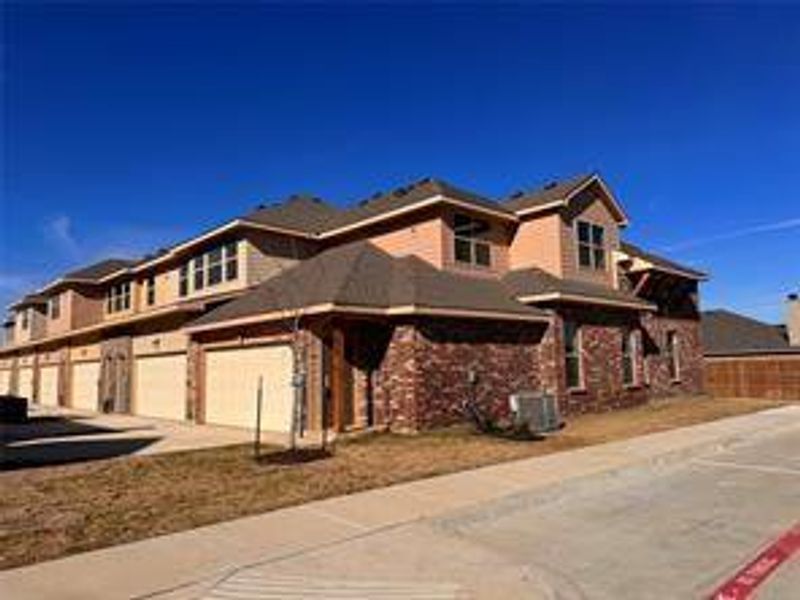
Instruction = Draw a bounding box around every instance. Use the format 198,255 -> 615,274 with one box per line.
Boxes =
39,365 -> 60,407
134,354 -> 187,421
18,367 -> 34,402
205,344 -> 293,431
0,370 -> 10,394
72,361 -> 100,411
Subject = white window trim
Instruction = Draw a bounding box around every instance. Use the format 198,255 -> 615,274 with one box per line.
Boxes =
667,330 -> 681,382
564,322 -> 585,391
575,220 -> 608,272
622,328 -> 639,387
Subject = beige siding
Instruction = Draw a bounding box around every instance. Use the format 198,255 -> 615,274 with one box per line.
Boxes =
71,287 -> 106,329
71,361 -> 100,411
45,291 -> 72,336
39,365 -> 60,407
367,217 -> 444,268
508,213 -> 564,276
134,354 -> 187,421
205,344 -> 293,431
560,195 -> 621,287
70,341 -> 102,362
133,330 -> 189,357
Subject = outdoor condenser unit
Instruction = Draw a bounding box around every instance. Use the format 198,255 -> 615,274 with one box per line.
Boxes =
509,391 -> 562,434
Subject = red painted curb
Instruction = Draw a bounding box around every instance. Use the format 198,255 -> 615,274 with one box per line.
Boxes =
709,522 -> 800,599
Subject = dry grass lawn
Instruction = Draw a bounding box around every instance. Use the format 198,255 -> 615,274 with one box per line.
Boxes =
0,395 -> 785,570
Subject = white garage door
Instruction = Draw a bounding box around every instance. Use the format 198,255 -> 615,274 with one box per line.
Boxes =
205,344 -> 293,431
18,367 -> 34,401
0,370 -> 10,394
134,354 -> 187,421
39,365 -> 60,407
72,361 -> 100,411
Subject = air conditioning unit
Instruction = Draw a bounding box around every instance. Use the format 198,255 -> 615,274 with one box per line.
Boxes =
509,391 -> 562,434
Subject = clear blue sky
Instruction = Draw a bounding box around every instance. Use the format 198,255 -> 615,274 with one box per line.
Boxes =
2,3 -> 799,323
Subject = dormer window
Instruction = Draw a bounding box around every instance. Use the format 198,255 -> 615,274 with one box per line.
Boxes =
48,295 -> 61,319
21,309 -> 29,330
577,221 -> 606,270
453,214 -> 491,267
146,275 -> 156,306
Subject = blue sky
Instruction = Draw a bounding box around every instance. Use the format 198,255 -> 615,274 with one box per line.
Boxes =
2,3 -> 799,323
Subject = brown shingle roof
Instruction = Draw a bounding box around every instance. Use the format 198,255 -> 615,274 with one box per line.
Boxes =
702,309 -> 796,356
63,258 -> 137,282
321,178 -> 513,233
503,267 -> 655,310
242,195 -> 341,235
503,173 -> 594,212
188,241 -> 548,329
621,242 -> 707,280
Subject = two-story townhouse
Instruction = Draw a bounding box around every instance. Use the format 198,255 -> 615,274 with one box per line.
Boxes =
0,173 -> 706,435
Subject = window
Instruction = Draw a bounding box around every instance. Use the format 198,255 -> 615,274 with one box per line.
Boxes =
49,295 -> 61,320
666,331 -> 680,381
193,256 -> 205,291
21,309 -> 29,330
224,241 -> 238,281
207,247 -> 223,286
622,329 -> 637,386
107,282 -> 131,313
564,321 -> 583,389
179,265 -> 189,298
577,221 -> 606,270
146,276 -> 156,306
453,214 -> 491,267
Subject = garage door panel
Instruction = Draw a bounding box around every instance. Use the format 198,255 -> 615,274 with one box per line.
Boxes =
205,345 -> 293,431
134,354 -> 187,421
0,370 -> 10,395
72,361 -> 100,411
18,368 -> 34,402
40,366 -> 60,407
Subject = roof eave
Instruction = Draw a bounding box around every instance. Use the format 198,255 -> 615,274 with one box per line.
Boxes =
517,292 -> 657,312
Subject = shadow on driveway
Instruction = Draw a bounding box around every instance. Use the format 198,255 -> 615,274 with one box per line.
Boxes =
2,415 -> 156,444
1,436 -> 162,471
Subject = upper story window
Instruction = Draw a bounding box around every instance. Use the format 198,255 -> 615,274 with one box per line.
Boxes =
146,276 -> 156,306
622,328 -> 638,386
564,321 -> 583,389
107,281 -> 131,314
179,265 -> 189,298
577,221 -> 606,270
180,240 -> 240,297
48,295 -> 61,320
453,214 -> 491,267
21,309 -> 30,330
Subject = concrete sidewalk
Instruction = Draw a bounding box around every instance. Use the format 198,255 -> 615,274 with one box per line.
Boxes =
1,405 -> 798,600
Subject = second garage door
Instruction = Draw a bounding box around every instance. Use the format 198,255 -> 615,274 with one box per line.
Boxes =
72,361 -> 100,411
18,367 -> 34,402
39,365 -> 60,407
205,344 -> 294,431
134,354 -> 187,421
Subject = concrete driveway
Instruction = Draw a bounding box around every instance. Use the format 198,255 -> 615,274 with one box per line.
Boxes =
1,405 -> 254,469
2,405 -> 798,599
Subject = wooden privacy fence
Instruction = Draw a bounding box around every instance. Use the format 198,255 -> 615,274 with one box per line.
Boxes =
705,354 -> 800,401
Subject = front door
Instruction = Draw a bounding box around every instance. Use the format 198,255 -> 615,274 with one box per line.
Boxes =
100,338 -> 132,413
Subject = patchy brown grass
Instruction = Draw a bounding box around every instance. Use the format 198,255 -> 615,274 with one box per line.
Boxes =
0,396 -> 784,570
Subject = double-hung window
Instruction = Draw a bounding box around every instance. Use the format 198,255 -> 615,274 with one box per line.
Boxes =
207,247 -> 223,286
224,241 -> 238,281
622,328 -> 637,386
107,282 -> 131,313
577,221 -> 606,270
49,295 -> 61,320
146,276 -> 156,306
21,309 -> 30,330
564,321 -> 583,389
193,256 -> 205,291
666,331 -> 680,381
179,265 -> 189,298
453,214 -> 491,267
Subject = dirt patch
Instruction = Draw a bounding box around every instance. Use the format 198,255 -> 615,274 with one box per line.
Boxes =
0,396 -> 783,570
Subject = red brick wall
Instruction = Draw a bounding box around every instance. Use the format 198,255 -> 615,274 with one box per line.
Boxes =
642,314 -> 705,397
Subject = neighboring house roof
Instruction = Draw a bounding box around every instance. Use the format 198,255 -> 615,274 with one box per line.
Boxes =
9,293 -> 48,309
503,267 -> 656,311
702,309 -> 797,356
320,177 -> 515,235
621,242 -> 707,280
242,195 -> 342,235
187,241 -> 550,331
